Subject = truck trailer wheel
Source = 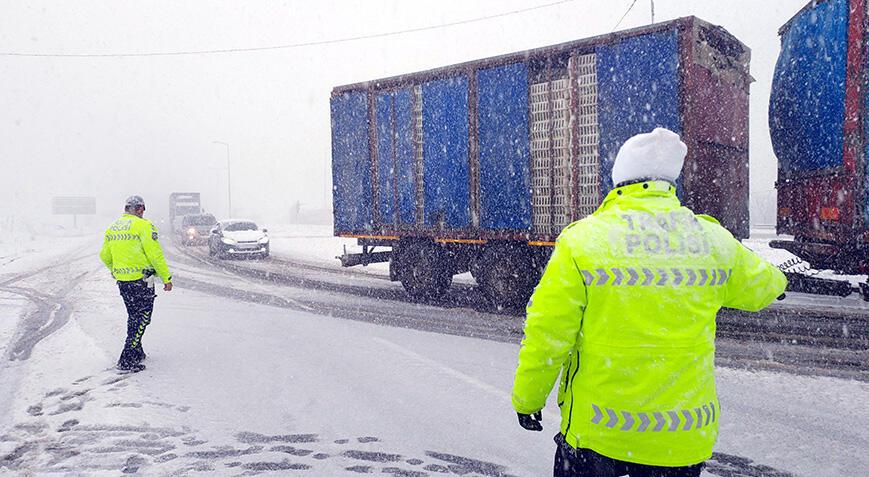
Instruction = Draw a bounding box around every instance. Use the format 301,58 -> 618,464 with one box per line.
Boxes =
478,244 -> 537,309
394,241 -> 452,300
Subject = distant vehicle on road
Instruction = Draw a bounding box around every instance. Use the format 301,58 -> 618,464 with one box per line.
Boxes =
169,192 -> 201,233
180,213 -> 217,246
208,220 -> 269,259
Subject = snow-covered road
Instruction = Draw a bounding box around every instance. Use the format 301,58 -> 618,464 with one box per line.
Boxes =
172,234 -> 869,382
1,236 -> 867,476
0,264 -> 556,475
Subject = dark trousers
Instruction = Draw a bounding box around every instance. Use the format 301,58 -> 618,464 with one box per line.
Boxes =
117,279 -> 155,367
554,435 -> 704,477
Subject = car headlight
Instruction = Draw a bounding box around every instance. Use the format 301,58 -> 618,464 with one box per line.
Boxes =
187,228 -> 196,235
221,237 -> 237,245
258,236 -> 269,244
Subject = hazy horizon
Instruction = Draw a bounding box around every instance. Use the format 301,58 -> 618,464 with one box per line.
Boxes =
1,0 -> 808,237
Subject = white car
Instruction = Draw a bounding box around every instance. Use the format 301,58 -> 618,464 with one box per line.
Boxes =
207,220 -> 269,259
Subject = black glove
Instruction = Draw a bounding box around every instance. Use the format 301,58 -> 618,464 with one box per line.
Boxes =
517,411 -> 543,431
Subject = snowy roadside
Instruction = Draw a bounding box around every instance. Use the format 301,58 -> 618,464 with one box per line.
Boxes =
265,224 -> 386,274
0,292 -> 29,373
0,234 -> 96,278
0,234 -> 98,372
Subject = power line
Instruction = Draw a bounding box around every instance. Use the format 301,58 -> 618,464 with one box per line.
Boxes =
1,0 -> 576,58
612,0 -> 639,31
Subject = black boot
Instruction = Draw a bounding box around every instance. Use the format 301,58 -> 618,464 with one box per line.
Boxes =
133,345 -> 147,363
118,346 -> 145,372
116,360 -> 146,373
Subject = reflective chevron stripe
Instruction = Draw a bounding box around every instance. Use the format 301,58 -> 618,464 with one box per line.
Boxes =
605,407 -> 619,429
656,268 -> 668,286
106,233 -> 140,241
591,403 -> 717,432
641,268 -> 654,286
591,404 -> 604,424
596,269 -> 610,286
652,412 -> 666,432
112,267 -> 145,276
682,410 -> 694,430
686,269 -> 697,285
611,268 -> 624,285
581,268 -> 732,287
620,411 -> 634,431
636,412 -> 651,432
667,411 -> 680,432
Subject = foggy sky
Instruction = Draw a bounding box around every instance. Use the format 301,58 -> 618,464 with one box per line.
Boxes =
0,0 -> 808,231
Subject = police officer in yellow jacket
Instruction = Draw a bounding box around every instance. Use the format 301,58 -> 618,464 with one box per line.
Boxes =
100,196 -> 173,372
512,129 -> 787,476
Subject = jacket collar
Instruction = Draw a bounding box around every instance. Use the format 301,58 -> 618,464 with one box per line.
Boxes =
597,180 -> 680,213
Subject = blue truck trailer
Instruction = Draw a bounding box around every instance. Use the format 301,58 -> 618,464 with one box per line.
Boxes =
331,17 -> 752,307
770,0 -> 869,299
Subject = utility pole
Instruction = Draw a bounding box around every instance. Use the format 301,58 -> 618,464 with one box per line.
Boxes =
212,141 -> 232,217
651,0 -> 655,23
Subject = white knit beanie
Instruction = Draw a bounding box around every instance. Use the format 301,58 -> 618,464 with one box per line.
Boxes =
611,128 -> 687,186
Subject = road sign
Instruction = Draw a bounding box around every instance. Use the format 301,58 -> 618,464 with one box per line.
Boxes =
51,196 -> 96,215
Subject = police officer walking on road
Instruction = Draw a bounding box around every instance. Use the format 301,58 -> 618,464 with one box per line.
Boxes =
512,128 -> 787,476
100,196 -> 173,372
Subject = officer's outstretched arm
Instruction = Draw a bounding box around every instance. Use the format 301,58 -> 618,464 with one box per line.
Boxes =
512,238 -> 586,414
723,241 -> 787,312
139,224 -> 172,283
99,235 -> 113,270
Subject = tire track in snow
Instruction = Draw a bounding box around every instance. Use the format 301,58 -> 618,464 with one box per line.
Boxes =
0,243 -> 100,362
172,275 -> 519,343
171,242 -> 869,349
167,243 -> 869,383
168,242 -> 525,315
0,269 -> 93,361
0,240 -> 95,287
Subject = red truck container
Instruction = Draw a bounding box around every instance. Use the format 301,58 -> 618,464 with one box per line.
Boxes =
770,0 -> 868,280
331,17 -> 751,307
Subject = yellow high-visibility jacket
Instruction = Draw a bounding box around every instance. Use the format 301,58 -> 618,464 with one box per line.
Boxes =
512,180 -> 787,467
100,214 -> 172,283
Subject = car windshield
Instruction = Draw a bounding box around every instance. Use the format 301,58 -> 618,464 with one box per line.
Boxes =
224,221 -> 257,231
184,215 -> 216,226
